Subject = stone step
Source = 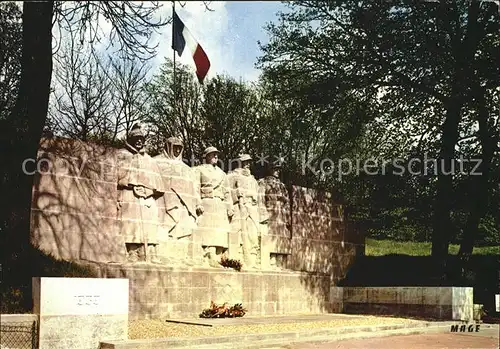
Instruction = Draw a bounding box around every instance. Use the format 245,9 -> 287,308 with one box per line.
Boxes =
101,321 -> 456,349
185,324 -> 453,349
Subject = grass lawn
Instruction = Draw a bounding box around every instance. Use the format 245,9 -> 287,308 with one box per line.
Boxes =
365,238 -> 500,256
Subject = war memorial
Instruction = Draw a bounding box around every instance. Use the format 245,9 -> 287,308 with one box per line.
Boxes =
1,124 -> 484,349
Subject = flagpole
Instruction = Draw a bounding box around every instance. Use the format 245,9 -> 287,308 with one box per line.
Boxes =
172,1 -> 177,118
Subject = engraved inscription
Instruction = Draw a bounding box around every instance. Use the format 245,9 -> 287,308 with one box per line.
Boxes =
75,295 -> 100,306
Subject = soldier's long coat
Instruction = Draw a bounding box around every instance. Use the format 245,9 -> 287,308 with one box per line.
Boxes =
117,143 -> 164,244
193,164 -> 232,247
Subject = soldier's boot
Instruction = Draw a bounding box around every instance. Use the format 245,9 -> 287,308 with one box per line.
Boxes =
126,244 -> 140,263
204,246 -> 223,268
148,244 -> 162,264
246,253 -> 259,270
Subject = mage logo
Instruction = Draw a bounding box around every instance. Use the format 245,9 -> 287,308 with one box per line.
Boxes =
450,323 -> 481,333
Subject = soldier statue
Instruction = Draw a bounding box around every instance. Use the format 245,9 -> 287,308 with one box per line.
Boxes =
193,146 -> 234,267
117,124 -> 165,263
228,154 -> 268,269
154,137 -> 204,241
258,159 -> 291,238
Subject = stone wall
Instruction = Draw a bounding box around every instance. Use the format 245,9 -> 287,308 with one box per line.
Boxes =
342,286 -> 474,321
28,137 -> 365,320
289,186 -> 362,276
30,137 -> 126,263
30,136 -> 364,272
91,264 -> 338,320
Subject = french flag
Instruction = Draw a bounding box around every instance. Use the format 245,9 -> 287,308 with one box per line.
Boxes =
172,10 -> 211,84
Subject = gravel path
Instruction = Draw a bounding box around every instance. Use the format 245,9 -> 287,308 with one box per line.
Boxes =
129,316 -> 419,339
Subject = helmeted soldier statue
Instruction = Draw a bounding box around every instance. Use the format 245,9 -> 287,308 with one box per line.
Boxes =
258,158 -> 291,269
258,159 -> 291,238
117,124 -> 165,263
228,154 -> 268,269
193,146 -> 233,267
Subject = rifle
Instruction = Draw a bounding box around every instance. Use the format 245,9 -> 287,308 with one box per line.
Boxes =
171,187 -> 198,223
134,185 -> 152,262
170,187 -> 198,240
235,180 -> 249,265
137,195 -> 148,262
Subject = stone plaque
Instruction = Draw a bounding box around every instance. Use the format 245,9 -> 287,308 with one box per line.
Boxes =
33,277 -> 128,349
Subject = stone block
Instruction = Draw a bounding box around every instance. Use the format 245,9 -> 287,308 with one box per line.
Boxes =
247,301 -> 263,316
396,287 -> 423,305
191,272 -> 209,288
33,277 -> 128,349
263,301 -> 277,315
369,303 -> 399,315
343,287 -> 367,303
452,287 -> 473,305
342,286 -> 472,320
227,231 -> 240,260
422,287 -> 452,305
342,302 -> 366,314
367,287 -> 398,304
452,287 -> 473,321
329,286 -> 343,303
328,302 -> 343,313
35,173 -> 117,202
30,209 -> 124,263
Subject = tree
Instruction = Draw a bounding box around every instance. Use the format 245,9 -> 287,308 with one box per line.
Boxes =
107,56 -> 151,141
257,0 -> 500,276
0,2 -> 22,121
0,1 -> 54,260
49,38 -> 152,145
0,1 -> 213,261
145,58 -> 206,159
200,75 -> 265,167
49,37 -> 114,141
144,58 -> 274,168
456,12 -> 500,257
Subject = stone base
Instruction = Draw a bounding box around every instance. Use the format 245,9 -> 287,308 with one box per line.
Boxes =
91,263 -> 337,320
342,287 -> 474,321
32,277 -> 128,349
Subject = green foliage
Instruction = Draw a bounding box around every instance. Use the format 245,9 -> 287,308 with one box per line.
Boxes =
144,59 -> 205,158
365,238 -> 500,257
219,256 -> 242,271
477,215 -> 500,246
201,75 -> 265,163
256,0 -> 500,255
144,58 -> 277,169
199,301 -> 247,318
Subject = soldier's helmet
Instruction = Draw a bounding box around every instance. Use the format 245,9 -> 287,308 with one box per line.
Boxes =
238,153 -> 252,162
267,156 -> 285,175
128,123 -> 146,139
203,146 -> 220,158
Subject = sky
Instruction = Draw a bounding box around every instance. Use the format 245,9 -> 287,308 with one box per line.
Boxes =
15,1 -> 289,82
151,1 -> 288,82
32,1 -> 289,138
